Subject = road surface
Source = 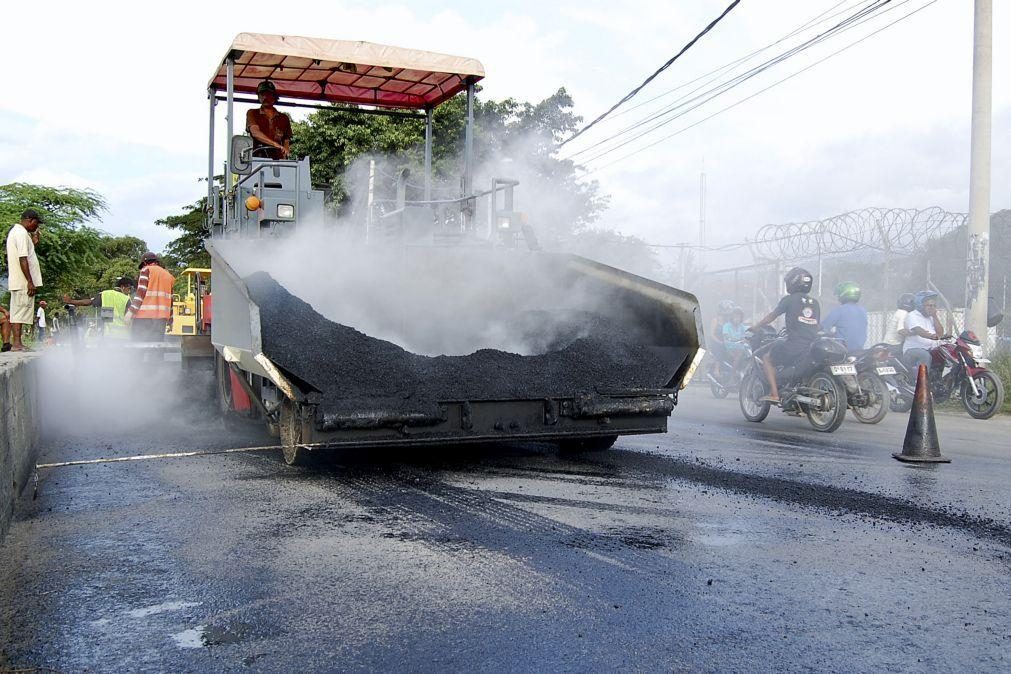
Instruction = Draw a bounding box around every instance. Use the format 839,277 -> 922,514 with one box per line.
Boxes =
2,389 -> 1009,672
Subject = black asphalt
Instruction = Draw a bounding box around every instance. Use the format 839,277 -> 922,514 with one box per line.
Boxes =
2,387 -> 1009,672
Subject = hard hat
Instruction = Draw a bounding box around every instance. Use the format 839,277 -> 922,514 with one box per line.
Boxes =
784,267 -> 813,294
897,293 -> 915,311
835,282 -> 861,303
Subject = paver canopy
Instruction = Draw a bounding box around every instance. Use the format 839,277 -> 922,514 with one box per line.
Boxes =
209,32 -> 485,109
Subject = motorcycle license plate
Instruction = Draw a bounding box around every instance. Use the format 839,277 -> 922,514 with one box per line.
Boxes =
830,364 -> 857,376
875,366 -> 896,376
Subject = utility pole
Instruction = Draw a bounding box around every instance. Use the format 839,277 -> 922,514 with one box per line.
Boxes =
965,0 -> 992,347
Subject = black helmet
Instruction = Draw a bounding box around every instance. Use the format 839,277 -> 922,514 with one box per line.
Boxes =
897,293 -> 915,311
784,267 -> 813,294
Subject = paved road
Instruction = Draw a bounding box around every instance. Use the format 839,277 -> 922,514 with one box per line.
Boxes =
2,387 -> 1009,672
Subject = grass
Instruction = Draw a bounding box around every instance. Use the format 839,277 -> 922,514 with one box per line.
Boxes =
990,350 -> 1011,415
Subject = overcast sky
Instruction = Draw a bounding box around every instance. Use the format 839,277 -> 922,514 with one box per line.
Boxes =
2,0 -> 1007,271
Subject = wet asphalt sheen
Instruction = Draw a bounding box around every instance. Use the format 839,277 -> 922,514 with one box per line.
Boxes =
1,394 -> 1009,672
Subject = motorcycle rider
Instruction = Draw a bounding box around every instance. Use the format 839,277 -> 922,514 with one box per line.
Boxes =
902,291 -> 949,371
750,267 -> 820,404
821,281 -> 867,351
708,300 -> 735,378
885,293 -> 915,348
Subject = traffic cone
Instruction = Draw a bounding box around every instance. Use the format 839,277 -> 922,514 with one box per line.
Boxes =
893,364 -> 950,463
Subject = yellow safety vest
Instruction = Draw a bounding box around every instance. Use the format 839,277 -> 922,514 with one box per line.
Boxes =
100,289 -> 129,337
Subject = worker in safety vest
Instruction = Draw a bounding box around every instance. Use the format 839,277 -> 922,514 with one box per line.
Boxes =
125,252 -> 175,342
63,276 -> 135,339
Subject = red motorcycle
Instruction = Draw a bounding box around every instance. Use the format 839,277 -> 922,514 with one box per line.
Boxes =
893,331 -> 1004,419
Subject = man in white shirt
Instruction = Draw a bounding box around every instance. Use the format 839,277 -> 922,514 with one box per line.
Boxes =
902,292 -> 947,371
5,208 -> 44,351
35,300 -> 48,344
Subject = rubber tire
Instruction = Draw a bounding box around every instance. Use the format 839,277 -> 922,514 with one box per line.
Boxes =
851,372 -> 889,424
280,398 -> 314,466
960,370 -> 1005,420
739,372 -> 771,423
804,373 -> 847,433
710,380 -> 729,399
558,435 -> 619,453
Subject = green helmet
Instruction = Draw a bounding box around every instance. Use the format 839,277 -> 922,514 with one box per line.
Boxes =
835,281 -> 861,303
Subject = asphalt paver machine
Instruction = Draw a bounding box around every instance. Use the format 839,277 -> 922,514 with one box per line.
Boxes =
205,33 -> 705,465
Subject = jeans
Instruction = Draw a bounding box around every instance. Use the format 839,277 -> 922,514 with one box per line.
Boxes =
903,348 -> 932,372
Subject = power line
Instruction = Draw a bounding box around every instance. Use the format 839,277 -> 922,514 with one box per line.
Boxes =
585,0 -> 936,173
557,0 -> 743,149
589,0 -> 866,126
571,0 -> 895,163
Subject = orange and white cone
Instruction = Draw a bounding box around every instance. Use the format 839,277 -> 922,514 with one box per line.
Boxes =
893,364 -> 950,463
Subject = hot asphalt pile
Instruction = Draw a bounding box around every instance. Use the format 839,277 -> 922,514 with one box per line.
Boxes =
246,272 -> 683,415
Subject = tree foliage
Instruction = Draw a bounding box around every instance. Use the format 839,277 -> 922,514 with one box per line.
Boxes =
157,199 -> 211,273
1,183 -> 150,309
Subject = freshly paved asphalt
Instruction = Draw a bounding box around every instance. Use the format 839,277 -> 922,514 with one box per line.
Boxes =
2,381 -> 1009,672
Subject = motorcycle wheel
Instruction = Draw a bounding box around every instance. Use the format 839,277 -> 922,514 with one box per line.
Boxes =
851,372 -> 889,424
889,391 -> 913,414
805,372 -> 847,433
710,380 -> 729,399
739,372 -> 771,422
960,370 -> 1005,420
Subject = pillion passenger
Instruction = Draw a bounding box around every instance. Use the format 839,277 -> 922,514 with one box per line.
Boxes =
63,276 -> 135,338
246,80 -> 292,160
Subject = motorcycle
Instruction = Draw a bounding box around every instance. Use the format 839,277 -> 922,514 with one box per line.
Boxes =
847,344 -> 892,424
705,341 -> 752,399
890,331 -> 1005,420
738,327 -> 852,432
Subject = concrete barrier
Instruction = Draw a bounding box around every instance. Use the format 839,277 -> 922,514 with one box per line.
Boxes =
0,353 -> 41,543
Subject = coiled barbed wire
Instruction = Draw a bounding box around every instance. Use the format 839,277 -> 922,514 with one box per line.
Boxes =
749,207 -> 966,262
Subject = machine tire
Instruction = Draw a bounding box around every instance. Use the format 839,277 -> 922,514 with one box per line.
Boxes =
280,398 -> 314,466
738,372 -> 770,422
851,372 -> 888,424
960,371 -> 1005,420
558,435 -> 618,453
805,373 -> 847,433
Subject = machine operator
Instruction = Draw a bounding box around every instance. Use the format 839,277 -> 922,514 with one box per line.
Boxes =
246,80 -> 292,160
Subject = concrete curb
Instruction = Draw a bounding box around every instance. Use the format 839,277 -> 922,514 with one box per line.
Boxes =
1,353 -> 41,544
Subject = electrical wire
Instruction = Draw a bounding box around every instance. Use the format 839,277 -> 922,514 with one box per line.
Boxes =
557,0 -> 743,149
584,0 -> 936,173
570,0 -> 897,163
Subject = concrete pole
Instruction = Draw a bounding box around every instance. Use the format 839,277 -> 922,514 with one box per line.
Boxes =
965,0 -> 992,347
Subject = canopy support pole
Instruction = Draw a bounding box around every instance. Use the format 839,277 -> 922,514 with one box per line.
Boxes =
225,57 -> 235,180
463,79 -> 476,230
207,90 -> 216,204
424,107 -> 433,202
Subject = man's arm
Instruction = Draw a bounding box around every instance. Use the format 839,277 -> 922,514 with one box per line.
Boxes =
821,308 -> 839,333
126,268 -> 150,318
61,294 -> 97,307
18,257 -> 35,296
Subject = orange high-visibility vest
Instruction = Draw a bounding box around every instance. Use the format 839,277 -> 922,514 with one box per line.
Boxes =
135,265 -> 175,319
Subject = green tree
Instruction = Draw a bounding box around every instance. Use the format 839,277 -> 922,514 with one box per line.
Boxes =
1,182 -> 108,303
289,88 -> 607,237
156,200 -> 210,273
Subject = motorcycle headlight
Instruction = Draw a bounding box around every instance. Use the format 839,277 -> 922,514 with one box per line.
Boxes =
970,344 -> 984,360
